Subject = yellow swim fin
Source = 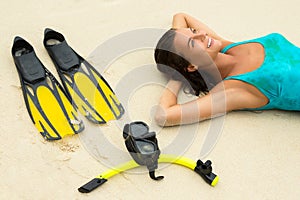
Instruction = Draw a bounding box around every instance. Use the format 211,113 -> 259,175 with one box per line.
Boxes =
43,28 -> 124,124
12,36 -> 84,140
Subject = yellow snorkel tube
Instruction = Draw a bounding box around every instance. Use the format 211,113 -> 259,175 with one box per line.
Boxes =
78,122 -> 219,193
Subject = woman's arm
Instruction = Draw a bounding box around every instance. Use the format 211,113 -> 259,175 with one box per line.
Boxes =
172,13 -> 231,47
157,79 -> 182,109
155,81 -> 266,126
155,82 -> 227,126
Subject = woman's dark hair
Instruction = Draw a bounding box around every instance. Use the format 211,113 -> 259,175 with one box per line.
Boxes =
154,29 -> 209,96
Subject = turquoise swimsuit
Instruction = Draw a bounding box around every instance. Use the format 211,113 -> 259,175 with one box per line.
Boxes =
221,33 -> 300,111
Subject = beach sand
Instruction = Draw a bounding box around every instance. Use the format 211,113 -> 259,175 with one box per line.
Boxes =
1,0 -> 299,199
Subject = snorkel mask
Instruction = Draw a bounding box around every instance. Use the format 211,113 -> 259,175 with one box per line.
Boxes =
123,121 -> 164,181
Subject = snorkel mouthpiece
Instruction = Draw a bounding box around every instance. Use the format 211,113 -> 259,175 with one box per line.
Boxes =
123,121 -> 164,181
194,160 -> 219,186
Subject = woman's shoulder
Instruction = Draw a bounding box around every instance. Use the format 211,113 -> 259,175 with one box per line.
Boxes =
220,40 -> 234,50
219,33 -> 285,53
266,32 -> 284,37
255,32 -> 286,41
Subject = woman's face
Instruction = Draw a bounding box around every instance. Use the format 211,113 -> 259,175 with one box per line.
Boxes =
173,28 -> 222,68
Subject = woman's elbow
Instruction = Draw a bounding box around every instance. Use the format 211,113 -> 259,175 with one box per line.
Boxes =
173,12 -> 186,18
154,106 -> 179,127
154,110 -> 167,127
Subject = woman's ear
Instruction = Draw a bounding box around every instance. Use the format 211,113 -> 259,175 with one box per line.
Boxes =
187,64 -> 198,72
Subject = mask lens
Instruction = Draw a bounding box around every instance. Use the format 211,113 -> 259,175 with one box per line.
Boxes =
130,123 -> 148,138
136,141 -> 155,154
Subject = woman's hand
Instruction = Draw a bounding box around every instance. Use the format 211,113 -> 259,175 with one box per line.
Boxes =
158,79 -> 182,108
172,13 -> 230,47
155,79 -> 182,126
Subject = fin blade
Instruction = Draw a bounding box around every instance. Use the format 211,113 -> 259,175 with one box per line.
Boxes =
25,81 -> 84,140
26,92 -> 61,140
74,71 -> 116,122
91,69 -> 124,119
36,86 -> 78,138
54,84 -> 84,133
65,76 -> 106,124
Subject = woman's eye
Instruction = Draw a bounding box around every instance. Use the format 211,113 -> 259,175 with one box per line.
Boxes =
190,28 -> 197,34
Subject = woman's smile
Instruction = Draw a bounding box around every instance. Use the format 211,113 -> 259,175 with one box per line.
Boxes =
207,37 -> 214,48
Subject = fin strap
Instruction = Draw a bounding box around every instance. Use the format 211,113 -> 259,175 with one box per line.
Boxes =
15,52 -> 45,83
47,41 -> 80,71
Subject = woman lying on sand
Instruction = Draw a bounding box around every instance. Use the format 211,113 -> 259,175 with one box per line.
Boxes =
154,13 -> 300,126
